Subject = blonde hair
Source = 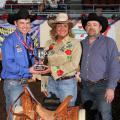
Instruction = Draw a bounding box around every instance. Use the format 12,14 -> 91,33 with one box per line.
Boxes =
50,23 -> 75,40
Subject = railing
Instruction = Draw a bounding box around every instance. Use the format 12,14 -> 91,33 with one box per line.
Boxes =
0,3 -> 120,18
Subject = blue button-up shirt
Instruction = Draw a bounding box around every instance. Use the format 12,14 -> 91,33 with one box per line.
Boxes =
1,29 -> 35,79
81,35 -> 120,89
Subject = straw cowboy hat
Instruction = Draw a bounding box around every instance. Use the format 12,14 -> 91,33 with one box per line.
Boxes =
48,13 -> 74,28
7,8 -> 36,25
81,13 -> 108,33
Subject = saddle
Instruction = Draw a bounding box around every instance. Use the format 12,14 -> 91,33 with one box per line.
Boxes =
7,86 -> 80,120
7,86 -> 39,120
54,96 -> 79,120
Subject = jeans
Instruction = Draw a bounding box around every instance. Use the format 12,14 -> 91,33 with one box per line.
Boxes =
3,79 -> 28,120
81,80 -> 112,120
48,76 -> 77,106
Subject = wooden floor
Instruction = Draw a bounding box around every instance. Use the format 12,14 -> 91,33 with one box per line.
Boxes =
0,81 -> 120,120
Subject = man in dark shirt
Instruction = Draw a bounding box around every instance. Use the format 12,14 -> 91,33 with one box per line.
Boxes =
80,13 -> 119,120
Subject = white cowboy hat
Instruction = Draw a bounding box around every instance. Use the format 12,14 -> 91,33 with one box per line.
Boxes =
48,13 -> 74,28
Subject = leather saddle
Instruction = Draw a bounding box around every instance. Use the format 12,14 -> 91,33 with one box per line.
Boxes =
7,86 -> 79,120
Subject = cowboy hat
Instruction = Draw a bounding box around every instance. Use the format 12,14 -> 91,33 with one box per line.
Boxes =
81,13 -> 108,33
48,13 -> 74,28
7,8 -> 36,25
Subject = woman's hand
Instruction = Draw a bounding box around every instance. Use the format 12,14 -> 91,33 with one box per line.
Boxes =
75,72 -> 81,82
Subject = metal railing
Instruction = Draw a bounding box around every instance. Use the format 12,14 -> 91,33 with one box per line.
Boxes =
0,3 -> 120,18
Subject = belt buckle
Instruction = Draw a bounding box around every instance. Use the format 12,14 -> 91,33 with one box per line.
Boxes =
87,80 -> 94,84
97,79 -> 105,83
89,79 -> 105,84
58,77 -> 62,81
21,79 -> 27,84
57,75 -> 74,81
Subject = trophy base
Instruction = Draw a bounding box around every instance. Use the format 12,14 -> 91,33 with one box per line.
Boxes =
34,64 -> 47,71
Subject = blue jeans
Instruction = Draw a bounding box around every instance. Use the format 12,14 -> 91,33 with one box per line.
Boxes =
48,77 -> 77,106
3,79 -> 28,120
81,80 -> 112,120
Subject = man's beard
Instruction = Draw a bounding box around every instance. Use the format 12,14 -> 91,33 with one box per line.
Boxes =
88,29 -> 100,38
88,34 -> 99,38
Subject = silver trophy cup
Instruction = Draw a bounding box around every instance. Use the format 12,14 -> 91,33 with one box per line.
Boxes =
34,47 -> 47,71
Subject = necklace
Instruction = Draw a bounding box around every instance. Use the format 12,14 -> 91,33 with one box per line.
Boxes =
15,31 -> 33,51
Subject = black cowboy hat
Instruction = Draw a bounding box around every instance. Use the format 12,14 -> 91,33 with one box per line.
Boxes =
81,13 -> 108,33
7,8 -> 37,25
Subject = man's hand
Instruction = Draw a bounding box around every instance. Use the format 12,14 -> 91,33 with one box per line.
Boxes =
39,65 -> 51,74
105,88 -> 114,103
29,64 -> 51,74
29,65 -> 42,74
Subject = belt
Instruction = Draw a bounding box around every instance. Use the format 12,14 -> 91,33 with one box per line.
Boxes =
85,79 -> 106,84
20,78 -> 33,84
56,75 -> 75,81
5,78 -> 31,84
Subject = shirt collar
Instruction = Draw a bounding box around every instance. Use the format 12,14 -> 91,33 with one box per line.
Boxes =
56,35 -> 72,44
85,34 -> 102,44
15,29 -> 30,41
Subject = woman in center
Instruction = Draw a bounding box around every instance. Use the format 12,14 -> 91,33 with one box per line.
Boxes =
40,13 -> 82,106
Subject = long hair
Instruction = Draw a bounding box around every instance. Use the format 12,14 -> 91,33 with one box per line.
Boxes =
50,23 -> 75,40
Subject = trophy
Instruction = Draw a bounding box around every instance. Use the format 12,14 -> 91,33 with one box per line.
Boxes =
34,47 -> 48,71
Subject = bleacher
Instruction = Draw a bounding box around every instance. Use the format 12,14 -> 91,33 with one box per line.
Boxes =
0,0 -> 120,19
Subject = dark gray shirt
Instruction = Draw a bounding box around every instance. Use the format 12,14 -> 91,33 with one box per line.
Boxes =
81,35 -> 120,89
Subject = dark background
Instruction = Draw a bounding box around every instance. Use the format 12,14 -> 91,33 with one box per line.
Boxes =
0,80 -> 120,120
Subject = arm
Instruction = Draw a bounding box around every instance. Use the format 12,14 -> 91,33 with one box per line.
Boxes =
2,38 -> 30,76
105,38 -> 120,103
107,39 -> 120,89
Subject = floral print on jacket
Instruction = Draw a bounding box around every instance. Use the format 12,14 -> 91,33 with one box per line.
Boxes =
45,35 -> 82,80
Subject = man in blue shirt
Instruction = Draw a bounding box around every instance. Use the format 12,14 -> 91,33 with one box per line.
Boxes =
1,8 -> 41,120
80,13 -> 120,120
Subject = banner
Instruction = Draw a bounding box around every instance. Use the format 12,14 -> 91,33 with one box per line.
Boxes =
0,23 -> 15,47
0,20 -> 44,48
0,19 -> 120,51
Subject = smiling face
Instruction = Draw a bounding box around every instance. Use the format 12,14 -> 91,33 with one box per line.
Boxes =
14,19 -> 31,36
56,23 -> 69,38
85,21 -> 102,37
